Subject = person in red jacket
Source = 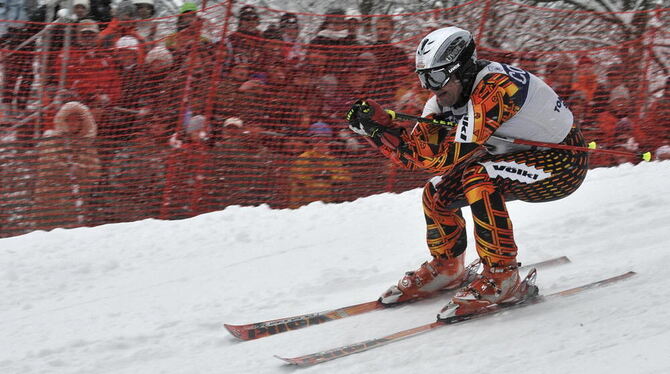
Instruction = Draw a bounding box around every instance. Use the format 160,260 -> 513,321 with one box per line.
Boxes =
57,20 -> 122,145
98,0 -> 145,49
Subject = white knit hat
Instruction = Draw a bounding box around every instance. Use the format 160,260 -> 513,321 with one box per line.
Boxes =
115,36 -> 140,50
73,0 -> 90,9
223,117 -> 243,128
145,46 -> 173,65
77,19 -> 99,33
610,84 -> 630,102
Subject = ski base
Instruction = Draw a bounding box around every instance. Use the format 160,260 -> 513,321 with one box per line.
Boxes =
225,256 -> 570,341
275,271 -> 635,367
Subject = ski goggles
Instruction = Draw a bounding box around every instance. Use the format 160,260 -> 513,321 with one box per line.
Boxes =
417,64 -> 459,91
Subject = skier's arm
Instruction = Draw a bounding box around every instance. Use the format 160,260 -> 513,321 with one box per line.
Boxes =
379,73 -> 525,173
346,98 -> 470,171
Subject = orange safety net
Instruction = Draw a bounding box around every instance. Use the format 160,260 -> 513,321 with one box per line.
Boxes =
0,1 -> 668,237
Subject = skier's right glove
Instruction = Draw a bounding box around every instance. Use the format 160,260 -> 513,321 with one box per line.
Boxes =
346,99 -> 393,138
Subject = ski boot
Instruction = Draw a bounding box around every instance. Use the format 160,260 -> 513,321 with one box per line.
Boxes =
438,263 -> 539,319
379,253 -> 479,305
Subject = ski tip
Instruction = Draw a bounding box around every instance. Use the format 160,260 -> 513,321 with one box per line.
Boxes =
223,324 -> 246,340
557,255 -> 571,264
274,355 -> 302,366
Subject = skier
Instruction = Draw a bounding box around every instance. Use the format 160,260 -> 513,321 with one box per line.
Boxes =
346,26 -> 589,316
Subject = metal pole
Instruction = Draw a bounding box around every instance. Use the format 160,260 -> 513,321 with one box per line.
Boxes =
386,110 -> 653,161
35,1 -> 57,138
57,1 -> 74,99
0,21 -> 62,63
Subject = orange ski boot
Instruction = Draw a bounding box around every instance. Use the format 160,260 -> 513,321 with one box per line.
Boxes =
438,262 -> 538,318
380,253 -> 478,305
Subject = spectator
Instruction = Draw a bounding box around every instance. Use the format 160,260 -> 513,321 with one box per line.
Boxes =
346,51 -> 394,106
137,46 -> 180,145
164,2 -> 214,137
163,114 -> 214,217
100,46 -> 176,224
33,101 -> 101,229
1,0 -> 41,118
309,8 -> 357,76
88,0 -> 113,25
288,121 -> 351,208
213,63 -> 251,142
179,49 -> 215,128
232,78 -> 288,154
235,79 -> 269,129
343,9 -> 363,44
134,0 -> 155,20
372,16 -> 410,67
213,116 -> 275,207
571,55 -> 598,104
587,85 -> 637,166
227,5 -> 265,71
313,73 -> 349,124
15,1 -> 71,89
104,108 -> 172,224
99,0 -> 144,49
114,35 -> 144,68
278,12 -> 304,66
590,63 -> 626,115
57,20 -> 122,128
310,8 -> 353,47
276,64 -> 327,145
73,0 -> 92,20
133,0 -> 159,41
262,24 -> 281,40
164,2 -> 212,65
260,22 -> 290,87
111,36 -> 146,140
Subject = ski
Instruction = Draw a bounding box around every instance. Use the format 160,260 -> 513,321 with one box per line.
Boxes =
275,271 -> 636,367
224,255 -> 570,341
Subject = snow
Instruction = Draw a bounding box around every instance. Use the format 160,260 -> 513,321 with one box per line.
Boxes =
1,161 -> 670,374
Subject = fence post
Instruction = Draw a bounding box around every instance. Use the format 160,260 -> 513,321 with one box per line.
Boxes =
36,1 -> 58,138
160,1 -> 211,219
202,0 -> 233,126
641,15 -> 658,118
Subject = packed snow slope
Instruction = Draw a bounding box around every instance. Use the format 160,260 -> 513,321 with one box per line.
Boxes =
2,161 -> 670,374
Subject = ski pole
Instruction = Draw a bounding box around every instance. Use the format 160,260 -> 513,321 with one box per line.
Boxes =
385,109 -> 653,162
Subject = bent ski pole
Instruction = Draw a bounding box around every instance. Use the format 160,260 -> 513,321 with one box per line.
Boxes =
385,109 -> 652,162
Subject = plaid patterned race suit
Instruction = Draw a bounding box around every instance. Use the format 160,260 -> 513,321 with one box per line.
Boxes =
375,61 -> 588,268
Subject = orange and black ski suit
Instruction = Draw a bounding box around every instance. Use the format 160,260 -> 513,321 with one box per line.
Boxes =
376,61 -> 588,267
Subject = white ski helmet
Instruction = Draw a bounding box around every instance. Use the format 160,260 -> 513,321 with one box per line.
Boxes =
415,26 -> 476,90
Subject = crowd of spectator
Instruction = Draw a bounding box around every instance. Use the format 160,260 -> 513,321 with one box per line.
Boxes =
0,2 -> 668,235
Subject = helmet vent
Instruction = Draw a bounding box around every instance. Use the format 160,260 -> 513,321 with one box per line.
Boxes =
439,38 -> 467,66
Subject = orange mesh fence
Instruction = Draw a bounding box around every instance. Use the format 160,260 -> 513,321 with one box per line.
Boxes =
0,1 -> 668,237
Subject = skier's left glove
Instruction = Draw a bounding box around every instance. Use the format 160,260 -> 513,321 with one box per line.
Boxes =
346,99 -> 393,138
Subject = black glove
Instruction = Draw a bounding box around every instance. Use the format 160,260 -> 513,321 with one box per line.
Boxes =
346,99 -> 392,138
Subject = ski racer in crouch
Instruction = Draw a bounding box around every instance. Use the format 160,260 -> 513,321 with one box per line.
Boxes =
346,26 -> 589,316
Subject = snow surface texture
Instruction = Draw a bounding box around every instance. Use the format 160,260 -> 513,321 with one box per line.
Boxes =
1,162 -> 669,374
